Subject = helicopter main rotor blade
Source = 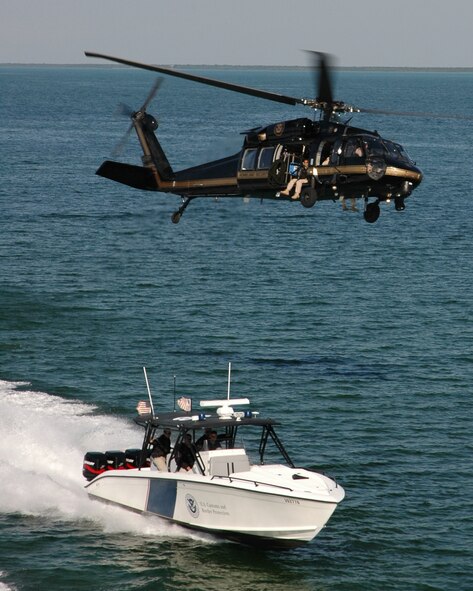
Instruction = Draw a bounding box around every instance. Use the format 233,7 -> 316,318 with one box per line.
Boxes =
85,51 -> 304,107
358,106 -> 473,121
306,51 -> 334,104
86,51 -> 473,122
140,77 -> 164,112
111,122 -> 134,158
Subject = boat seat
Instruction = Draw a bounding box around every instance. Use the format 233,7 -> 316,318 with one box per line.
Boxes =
209,452 -> 250,477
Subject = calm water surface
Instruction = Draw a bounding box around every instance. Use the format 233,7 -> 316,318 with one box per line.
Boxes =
0,65 -> 472,590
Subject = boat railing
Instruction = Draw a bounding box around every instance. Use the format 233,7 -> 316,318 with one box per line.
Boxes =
301,467 -> 340,488
210,474 -> 294,493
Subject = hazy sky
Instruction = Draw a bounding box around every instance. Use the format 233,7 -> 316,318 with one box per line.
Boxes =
1,0 -> 472,67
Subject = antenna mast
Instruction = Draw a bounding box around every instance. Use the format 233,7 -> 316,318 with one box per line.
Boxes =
227,362 -> 231,400
142,366 -> 155,417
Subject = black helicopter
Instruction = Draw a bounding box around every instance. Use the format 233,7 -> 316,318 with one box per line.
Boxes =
85,50 -> 424,224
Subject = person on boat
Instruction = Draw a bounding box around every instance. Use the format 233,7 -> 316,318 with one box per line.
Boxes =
150,428 -> 172,471
207,431 -> 222,450
196,427 -> 212,451
175,433 -> 196,472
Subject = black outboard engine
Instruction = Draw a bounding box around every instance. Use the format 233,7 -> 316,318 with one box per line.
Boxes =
105,450 -> 126,470
83,451 -> 107,481
125,448 -> 145,469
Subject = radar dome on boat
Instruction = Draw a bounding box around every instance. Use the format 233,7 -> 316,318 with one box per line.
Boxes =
200,398 -> 250,420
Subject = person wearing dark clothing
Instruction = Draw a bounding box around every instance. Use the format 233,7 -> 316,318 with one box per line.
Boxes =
207,431 -> 222,450
196,427 -> 212,451
150,429 -> 171,471
278,158 -> 310,200
175,434 -> 196,472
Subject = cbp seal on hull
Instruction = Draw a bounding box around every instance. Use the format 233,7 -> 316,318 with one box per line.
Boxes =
185,493 -> 199,518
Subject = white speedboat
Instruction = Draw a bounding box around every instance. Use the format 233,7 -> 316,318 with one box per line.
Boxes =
83,370 -> 344,548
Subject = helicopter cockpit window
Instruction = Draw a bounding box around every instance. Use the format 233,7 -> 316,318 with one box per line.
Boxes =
257,147 -> 275,170
241,148 -> 258,170
398,145 -> 413,163
383,141 -> 411,163
363,137 -> 386,158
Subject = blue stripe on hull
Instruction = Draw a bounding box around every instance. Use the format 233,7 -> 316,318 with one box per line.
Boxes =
147,479 -> 177,518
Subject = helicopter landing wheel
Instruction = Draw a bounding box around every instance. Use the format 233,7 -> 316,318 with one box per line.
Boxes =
394,196 -> 406,211
300,187 -> 318,209
364,201 -> 380,223
172,196 -> 194,223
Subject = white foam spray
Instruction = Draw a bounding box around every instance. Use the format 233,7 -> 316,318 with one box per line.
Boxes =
0,380 -> 212,543
0,572 -> 16,591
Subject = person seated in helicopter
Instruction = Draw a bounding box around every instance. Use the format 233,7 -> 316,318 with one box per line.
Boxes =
320,144 -> 333,165
344,140 -> 364,162
277,158 -> 310,200
341,144 -> 363,213
341,196 -> 359,212
354,145 -> 364,158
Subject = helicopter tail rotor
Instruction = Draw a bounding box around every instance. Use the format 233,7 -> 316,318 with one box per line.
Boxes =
111,121 -> 134,158
139,77 -> 164,112
116,102 -> 134,118
111,78 -> 164,158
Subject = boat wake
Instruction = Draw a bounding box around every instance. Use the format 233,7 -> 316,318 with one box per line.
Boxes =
0,572 -> 14,591
0,379 -> 214,543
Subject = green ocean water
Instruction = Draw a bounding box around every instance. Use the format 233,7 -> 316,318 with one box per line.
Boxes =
0,65 -> 472,590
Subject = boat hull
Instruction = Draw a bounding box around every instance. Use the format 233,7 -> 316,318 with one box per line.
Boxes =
85,468 -> 343,547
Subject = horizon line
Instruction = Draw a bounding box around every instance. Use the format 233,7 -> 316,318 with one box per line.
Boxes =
1,62 -> 473,71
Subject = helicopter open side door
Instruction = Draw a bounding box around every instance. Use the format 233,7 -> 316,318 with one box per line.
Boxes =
237,145 -> 280,190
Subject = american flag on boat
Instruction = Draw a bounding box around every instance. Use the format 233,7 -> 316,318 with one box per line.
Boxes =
136,400 -> 151,415
177,396 -> 192,412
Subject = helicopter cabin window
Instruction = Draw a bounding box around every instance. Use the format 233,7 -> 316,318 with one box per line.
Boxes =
343,138 -> 365,163
316,141 -> 334,166
331,139 -> 343,165
241,148 -> 258,170
363,137 -> 386,158
257,147 -> 275,170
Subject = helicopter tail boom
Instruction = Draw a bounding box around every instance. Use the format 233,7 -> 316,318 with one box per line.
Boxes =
96,105 -> 175,192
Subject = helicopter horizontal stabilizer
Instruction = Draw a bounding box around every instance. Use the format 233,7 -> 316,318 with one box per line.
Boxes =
96,161 -> 158,191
